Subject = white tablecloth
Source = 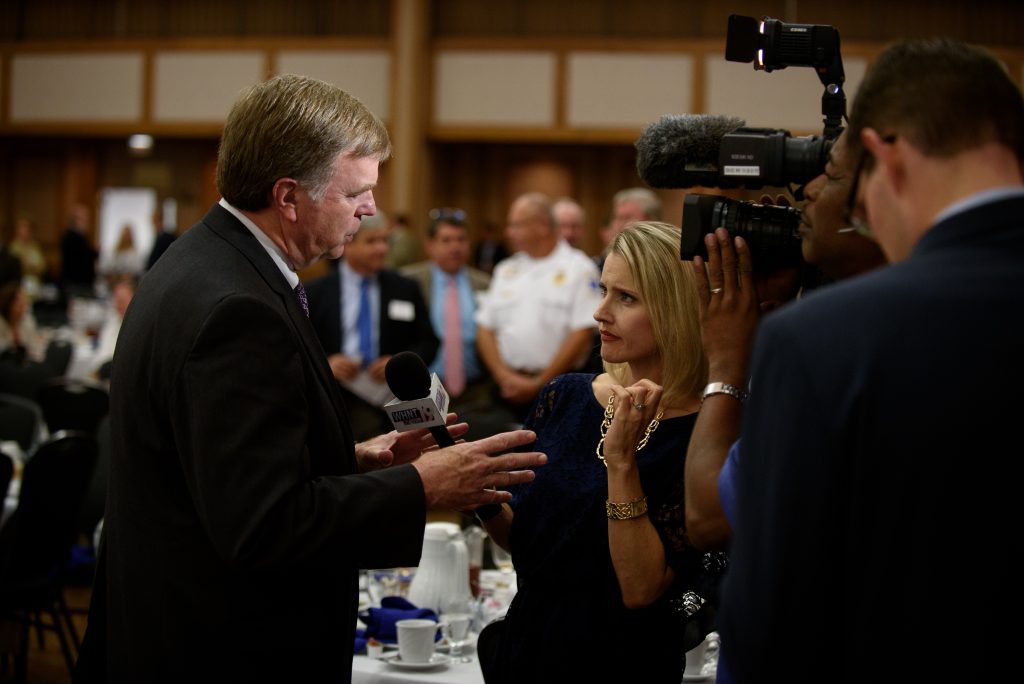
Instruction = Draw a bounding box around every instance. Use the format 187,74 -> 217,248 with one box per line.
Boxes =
351,641 -> 720,684
351,651 -> 485,684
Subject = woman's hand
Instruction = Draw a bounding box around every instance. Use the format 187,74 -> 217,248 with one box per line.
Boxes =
601,379 -> 664,471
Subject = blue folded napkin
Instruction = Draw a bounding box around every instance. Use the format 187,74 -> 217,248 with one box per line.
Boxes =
355,596 -> 439,653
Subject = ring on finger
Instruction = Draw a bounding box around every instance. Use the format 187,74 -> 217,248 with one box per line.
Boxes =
710,287 -> 723,295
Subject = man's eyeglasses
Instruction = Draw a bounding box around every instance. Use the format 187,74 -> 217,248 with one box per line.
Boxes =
429,207 -> 467,224
840,134 -> 896,240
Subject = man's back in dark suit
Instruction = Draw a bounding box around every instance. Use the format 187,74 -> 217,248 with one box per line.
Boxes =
719,39 -> 1024,683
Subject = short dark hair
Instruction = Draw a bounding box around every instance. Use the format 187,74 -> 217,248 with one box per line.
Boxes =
847,39 -> 1024,164
426,208 -> 468,239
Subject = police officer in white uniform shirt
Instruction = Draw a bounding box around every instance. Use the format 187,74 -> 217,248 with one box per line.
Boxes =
476,191 -> 602,423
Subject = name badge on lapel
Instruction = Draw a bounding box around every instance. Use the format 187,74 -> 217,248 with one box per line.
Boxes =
388,299 -> 415,321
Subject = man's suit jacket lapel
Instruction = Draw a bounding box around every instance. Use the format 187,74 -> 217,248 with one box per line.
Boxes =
204,205 -> 353,438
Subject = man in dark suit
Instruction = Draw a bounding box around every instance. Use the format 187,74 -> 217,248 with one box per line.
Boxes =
59,202 -> 99,298
718,39 -> 1024,682
144,210 -> 176,270
305,213 -> 439,441
75,74 -> 546,684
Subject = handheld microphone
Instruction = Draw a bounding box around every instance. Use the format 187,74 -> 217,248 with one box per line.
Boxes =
635,113 -> 746,189
384,351 -> 454,448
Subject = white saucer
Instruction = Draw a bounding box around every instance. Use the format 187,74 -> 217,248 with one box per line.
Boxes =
382,653 -> 451,670
683,672 -> 712,682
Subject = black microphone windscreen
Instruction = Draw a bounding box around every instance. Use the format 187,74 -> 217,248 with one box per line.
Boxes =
384,351 -> 431,401
635,114 -> 746,189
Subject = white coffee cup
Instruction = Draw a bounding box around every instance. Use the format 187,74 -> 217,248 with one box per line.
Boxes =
684,638 -> 709,676
396,618 -> 439,663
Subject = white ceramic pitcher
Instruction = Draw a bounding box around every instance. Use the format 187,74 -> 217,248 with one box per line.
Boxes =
407,522 -> 471,612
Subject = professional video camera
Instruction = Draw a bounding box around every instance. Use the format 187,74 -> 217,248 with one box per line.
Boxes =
635,14 -> 847,269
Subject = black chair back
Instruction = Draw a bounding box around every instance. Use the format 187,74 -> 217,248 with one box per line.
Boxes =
0,392 -> 45,454
36,379 -> 109,435
77,413 -> 111,541
0,430 -> 99,678
0,357 -> 52,400
42,338 -> 74,378
0,430 -> 99,584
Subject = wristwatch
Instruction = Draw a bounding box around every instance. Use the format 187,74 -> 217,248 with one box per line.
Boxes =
700,381 -> 749,406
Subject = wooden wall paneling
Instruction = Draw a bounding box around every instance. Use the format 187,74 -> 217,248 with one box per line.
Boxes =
390,0 -> 430,227
0,0 -> 1022,293
9,52 -> 145,125
11,153 -> 63,273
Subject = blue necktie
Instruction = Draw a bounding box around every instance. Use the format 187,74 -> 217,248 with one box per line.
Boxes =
358,277 -> 373,367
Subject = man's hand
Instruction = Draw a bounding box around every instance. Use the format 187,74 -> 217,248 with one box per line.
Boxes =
328,353 -> 362,381
497,371 -> 541,405
366,355 -> 390,382
413,429 -> 546,510
355,413 -> 470,472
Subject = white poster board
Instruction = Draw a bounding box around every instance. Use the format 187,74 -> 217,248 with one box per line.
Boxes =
97,187 -> 157,278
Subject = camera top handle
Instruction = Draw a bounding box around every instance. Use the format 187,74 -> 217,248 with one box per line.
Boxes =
725,14 -> 846,141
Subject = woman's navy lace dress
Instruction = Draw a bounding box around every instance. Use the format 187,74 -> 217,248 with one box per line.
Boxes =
488,373 -> 723,682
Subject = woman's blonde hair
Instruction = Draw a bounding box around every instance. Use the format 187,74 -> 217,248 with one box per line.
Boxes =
603,221 -> 707,405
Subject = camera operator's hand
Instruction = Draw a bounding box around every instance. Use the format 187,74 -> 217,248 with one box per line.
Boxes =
692,227 -> 759,385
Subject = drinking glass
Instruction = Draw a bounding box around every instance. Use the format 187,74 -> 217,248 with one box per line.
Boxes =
439,596 -> 475,662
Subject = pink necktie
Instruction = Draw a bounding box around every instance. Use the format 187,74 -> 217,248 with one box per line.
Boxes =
444,276 -> 465,396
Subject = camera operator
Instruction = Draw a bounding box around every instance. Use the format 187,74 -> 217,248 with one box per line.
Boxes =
684,130 -> 885,553
716,38 -> 1024,682
683,129 -> 885,684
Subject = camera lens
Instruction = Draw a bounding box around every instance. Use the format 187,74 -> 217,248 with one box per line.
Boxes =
681,194 -> 803,270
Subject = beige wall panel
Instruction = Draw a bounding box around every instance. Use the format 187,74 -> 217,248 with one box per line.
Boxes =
276,51 -> 391,121
434,51 -> 555,126
704,56 -> 867,134
567,53 -> 694,127
153,52 -> 264,123
10,53 -> 143,122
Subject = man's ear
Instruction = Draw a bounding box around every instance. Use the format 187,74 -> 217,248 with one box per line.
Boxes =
272,178 -> 300,222
861,128 -> 906,194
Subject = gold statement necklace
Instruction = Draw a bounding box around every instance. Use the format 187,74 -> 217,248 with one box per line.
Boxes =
595,394 -> 664,468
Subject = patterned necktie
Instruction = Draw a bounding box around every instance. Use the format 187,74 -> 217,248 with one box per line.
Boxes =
357,277 -> 373,367
294,282 -> 309,317
443,275 -> 465,396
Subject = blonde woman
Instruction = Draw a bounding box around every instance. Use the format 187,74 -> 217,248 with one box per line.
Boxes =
478,221 -> 725,683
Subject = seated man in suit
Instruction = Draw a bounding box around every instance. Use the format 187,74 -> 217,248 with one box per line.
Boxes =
306,212 -> 439,441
